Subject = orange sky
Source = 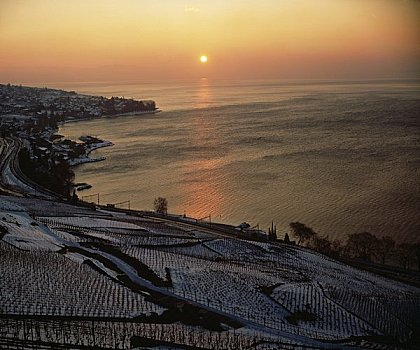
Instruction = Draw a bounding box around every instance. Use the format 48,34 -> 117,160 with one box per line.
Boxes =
0,0 -> 419,83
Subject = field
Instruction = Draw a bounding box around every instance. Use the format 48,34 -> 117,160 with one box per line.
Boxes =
1,195 -> 419,349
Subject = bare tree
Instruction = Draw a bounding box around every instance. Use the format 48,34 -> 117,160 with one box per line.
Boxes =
153,197 -> 168,215
330,239 -> 343,258
345,232 -> 378,261
308,235 -> 332,255
395,243 -> 420,270
289,222 -> 316,246
376,236 -> 395,265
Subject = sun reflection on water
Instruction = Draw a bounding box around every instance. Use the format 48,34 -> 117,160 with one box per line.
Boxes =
177,79 -> 228,221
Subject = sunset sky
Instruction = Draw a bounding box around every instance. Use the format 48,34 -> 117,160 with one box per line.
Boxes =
1,0 -> 419,83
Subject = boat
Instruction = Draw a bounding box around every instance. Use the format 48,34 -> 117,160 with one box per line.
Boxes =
76,183 -> 92,191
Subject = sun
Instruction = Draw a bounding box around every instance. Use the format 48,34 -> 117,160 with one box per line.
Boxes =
200,55 -> 208,63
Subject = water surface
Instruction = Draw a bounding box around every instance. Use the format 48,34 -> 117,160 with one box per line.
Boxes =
58,79 -> 420,242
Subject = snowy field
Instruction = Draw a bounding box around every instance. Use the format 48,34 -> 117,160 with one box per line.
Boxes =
0,196 -> 419,349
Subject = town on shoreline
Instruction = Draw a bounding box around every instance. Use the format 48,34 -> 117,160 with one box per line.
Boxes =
0,83 -> 159,195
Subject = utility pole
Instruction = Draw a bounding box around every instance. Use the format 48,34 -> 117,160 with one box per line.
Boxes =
81,193 -> 99,206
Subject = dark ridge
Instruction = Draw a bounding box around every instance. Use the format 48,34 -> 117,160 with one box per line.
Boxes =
60,246 -> 123,276
60,228 -> 112,244
62,242 -> 243,331
88,242 -> 171,287
82,259 -> 121,284
116,273 -> 243,331
285,310 -> 318,326
0,224 -> 8,240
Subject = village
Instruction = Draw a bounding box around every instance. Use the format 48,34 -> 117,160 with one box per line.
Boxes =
0,84 -> 158,197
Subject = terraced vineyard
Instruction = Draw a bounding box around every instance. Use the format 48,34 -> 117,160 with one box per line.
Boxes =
1,196 -> 419,349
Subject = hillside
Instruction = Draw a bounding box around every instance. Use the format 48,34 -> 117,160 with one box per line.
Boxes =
1,195 -> 419,349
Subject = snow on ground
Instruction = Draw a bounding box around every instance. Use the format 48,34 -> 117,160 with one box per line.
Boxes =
38,215 -> 143,230
271,282 -> 375,338
169,267 -> 288,329
1,195 -> 109,217
0,198 -> 64,251
0,197 -> 25,211
85,140 -> 113,153
204,238 -> 269,261
1,196 -> 419,347
68,155 -> 106,166
0,241 -> 165,318
68,140 -> 113,166
116,216 -> 216,239
49,228 -> 88,243
157,241 -> 223,260
107,234 -> 202,247
1,165 -> 45,197
123,247 -> 185,281
123,239 -> 420,342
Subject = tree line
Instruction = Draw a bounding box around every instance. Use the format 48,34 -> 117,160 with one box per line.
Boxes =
289,222 -> 420,271
150,198 -> 419,271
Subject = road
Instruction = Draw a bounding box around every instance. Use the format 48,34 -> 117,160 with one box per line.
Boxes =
0,137 -> 58,199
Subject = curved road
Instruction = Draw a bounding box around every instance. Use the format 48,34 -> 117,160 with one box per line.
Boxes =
0,137 -> 58,199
